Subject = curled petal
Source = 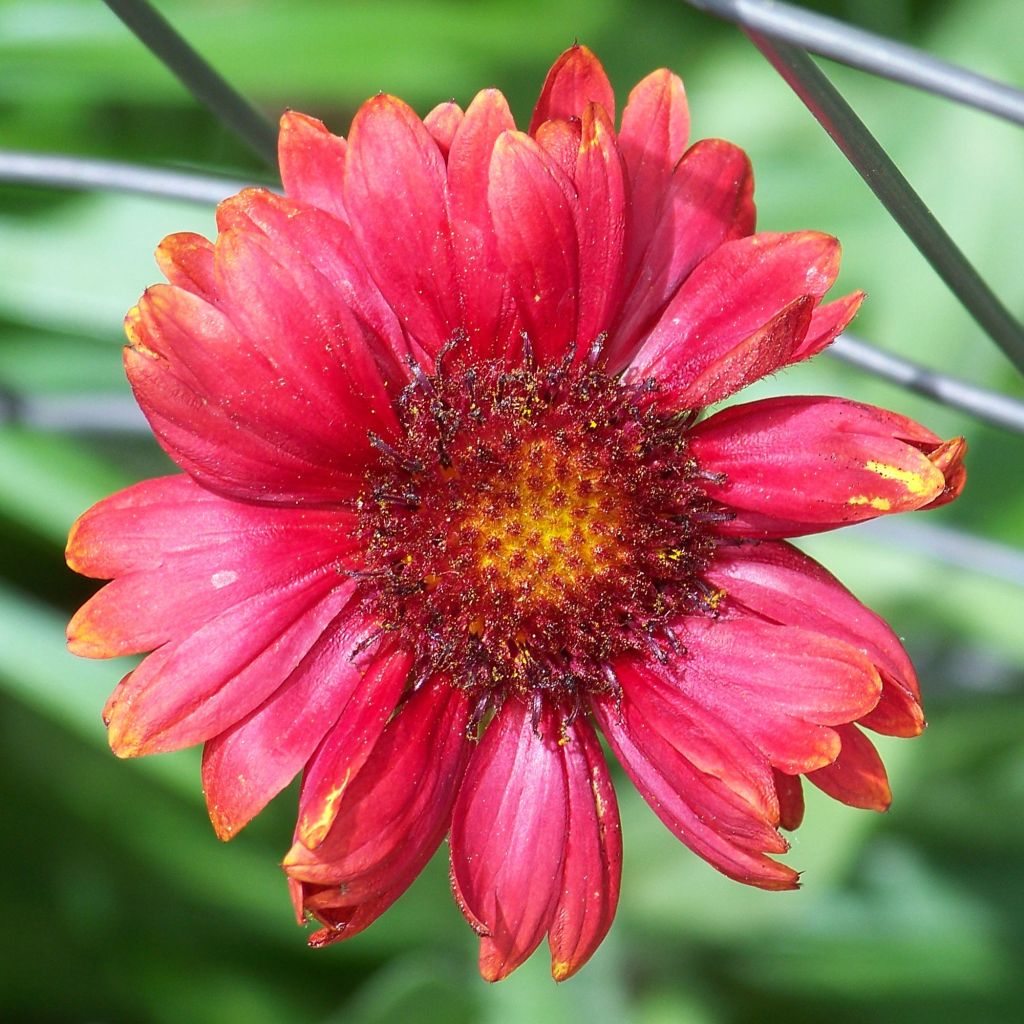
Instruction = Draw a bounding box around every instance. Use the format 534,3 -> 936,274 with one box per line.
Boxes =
691,395 -> 967,536
278,111 -> 349,222
450,699 -> 568,982
708,540 -> 924,736
773,770 -> 806,831
529,44 -> 615,132
548,717 -> 622,981
284,680 -> 472,943
807,724 -> 892,811
593,692 -> 797,890
627,231 -> 840,398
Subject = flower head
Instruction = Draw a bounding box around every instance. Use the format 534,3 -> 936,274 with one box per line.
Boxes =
67,45 -> 966,981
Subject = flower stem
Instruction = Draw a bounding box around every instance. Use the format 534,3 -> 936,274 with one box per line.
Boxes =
746,34 -> 1024,376
682,0 -> 1024,126
0,149 -> 262,203
102,0 -> 279,170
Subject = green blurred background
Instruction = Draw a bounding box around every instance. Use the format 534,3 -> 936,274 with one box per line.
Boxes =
1,1 -> 1022,1021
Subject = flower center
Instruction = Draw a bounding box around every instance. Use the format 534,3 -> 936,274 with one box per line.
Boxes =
460,436 -> 628,608
357,355 -> 724,715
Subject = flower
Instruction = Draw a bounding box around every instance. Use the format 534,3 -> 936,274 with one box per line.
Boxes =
66,45 -> 966,982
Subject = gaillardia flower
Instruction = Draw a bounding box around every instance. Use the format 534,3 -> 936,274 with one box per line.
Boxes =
67,46 -> 965,981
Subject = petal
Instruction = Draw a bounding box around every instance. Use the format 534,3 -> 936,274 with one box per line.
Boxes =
707,540 -> 924,737
102,576 -> 357,757
615,656 -> 779,825
125,282 -> 393,504
278,110 -> 349,222
547,716 -> 622,981
292,645 -> 416,849
665,614 -> 882,774
609,139 -> 755,369
665,294 -> 815,408
773,770 -> 805,831
344,94 -> 459,359
529,45 -> 616,133
807,724 -> 892,811
574,103 -> 628,351
450,698 -> 568,982
67,475 -> 358,659
201,640 -> 410,840
593,694 -> 798,890
446,88 -> 519,362
155,232 -> 217,302
488,130 -> 579,363
285,679 -> 471,905
690,396 -> 966,537
795,290 -> 865,360
215,189 -> 410,383
423,100 -> 465,159
618,68 -> 690,276
627,231 -> 840,392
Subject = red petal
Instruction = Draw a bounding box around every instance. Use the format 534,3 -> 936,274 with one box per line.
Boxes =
344,94 -> 459,359
450,699 -> 568,982
773,770 -> 805,831
286,680 -> 471,897
202,641 -> 410,840
609,139 -> 755,369
691,396 -> 964,536
627,231 -> 839,393
671,295 -> 815,408
102,577 -> 357,757
66,475 -> 357,659
423,100 -> 464,159
215,188 -> 410,383
278,111 -> 349,222
155,232 -> 217,302
795,290 -> 865,360
574,103 -> 628,352
447,89 -> 519,362
665,615 -> 882,773
807,724 -> 892,811
534,118 -> 582,180
593,694 -> 798,890
529,45 -> 616,133
616,657 -> 778,824
618,69 -> 690,276
488,131 -> 579,363
124,283 -> 389,504
708,540 -> 924,737
547,717 -> 622,981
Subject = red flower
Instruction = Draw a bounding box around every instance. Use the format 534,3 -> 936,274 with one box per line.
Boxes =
67,46 -> 966,981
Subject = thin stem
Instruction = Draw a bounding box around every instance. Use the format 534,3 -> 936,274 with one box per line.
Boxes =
0,149 -> 261,204
102,0 -> 279,169
745,34 -> 1024,376
830,335 -> 1024,434
681,0 -> 1024,126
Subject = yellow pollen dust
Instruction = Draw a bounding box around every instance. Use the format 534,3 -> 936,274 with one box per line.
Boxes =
864,460 -> 927,494
458,438 -> 627,607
